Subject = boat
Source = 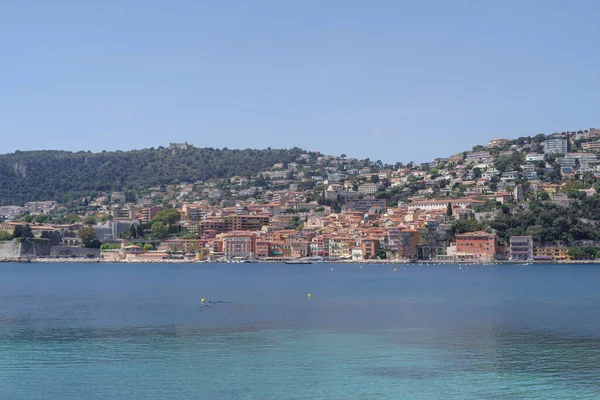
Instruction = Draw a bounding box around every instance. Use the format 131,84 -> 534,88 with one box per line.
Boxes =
284,259 -> 312,264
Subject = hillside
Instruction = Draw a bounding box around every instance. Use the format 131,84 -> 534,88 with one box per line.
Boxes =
0,146 -> 308,205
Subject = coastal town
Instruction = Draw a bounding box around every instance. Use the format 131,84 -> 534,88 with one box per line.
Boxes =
2,129 -> 600,263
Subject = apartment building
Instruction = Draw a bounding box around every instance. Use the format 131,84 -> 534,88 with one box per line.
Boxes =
399,229 -> 418,259
543,139 -> 568,155
198,215 -> 270,235
581,140 -> 600,152
455,231 -> 498,260
509,236 -> 533,261
222,232 -> 256,258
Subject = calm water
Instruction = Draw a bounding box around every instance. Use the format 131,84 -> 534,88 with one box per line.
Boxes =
1,262 -> 600,399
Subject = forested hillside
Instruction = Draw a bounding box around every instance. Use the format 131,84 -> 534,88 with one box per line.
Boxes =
0,146 -> 307,205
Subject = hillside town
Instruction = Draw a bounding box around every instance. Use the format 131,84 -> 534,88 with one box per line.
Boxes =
2,129 -> 600,262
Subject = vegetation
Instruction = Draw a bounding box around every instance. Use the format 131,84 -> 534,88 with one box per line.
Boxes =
13,224 -> 34,239
99,243 -> 121,250
0,147 -> 308,205
0,230 -> 13,241
488,198 -> 600,243
568,246 -> 598,260
77,226 -> 99,248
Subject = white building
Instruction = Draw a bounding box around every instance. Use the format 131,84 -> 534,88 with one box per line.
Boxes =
525,153 -> 545,162
543,139 -> 568,155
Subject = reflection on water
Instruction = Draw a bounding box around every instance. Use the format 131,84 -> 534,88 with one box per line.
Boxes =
1,262 -> 600,399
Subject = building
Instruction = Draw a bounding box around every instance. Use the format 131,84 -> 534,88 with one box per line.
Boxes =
556,153 -> 598,173
24,201 -> 58,214
358,183 -> 382,195
346,199 -> 386,213
328,237 -> 353,259
543,139 -> 568,155
169,142 -> 190,150
361,238 -> 379,260
465,151 -> 493,164
222,232 -> 255,258
0,206 -> 25,221
509,236 -> 533,261
387,228 -> 400,254
533,246 -> 570,260
488,138 -> 510,147
198,215 -> 270,234
501,171 -> 519,180
581,141 -> 600,152
181,204 -> 203,222
282,241 -> 310,259
455,231 -> 497,260
398,229 -> 418,259
93,220 -> 140,241
407,198 -> 484,212
512,185 -> 524,202
525,153 -> 545,162
264,170 -> 291,179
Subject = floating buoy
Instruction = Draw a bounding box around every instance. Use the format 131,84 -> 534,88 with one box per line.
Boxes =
201,298 -> 205,304
393,268 -> 397,273
307,293 -> 312,299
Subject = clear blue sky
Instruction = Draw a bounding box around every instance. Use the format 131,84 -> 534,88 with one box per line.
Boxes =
1,1 -> 599,163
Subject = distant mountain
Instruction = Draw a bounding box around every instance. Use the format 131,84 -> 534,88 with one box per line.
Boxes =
0,146 -> 308,205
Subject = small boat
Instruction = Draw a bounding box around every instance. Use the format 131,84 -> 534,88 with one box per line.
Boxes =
284,259 -> 312,264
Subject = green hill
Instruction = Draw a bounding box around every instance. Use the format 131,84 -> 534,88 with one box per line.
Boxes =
0,146 -> 307,205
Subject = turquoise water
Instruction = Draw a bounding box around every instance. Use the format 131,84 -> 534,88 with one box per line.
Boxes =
1,263 -> 600,399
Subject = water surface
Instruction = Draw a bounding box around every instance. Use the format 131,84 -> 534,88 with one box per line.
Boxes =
1,262 -> 599,399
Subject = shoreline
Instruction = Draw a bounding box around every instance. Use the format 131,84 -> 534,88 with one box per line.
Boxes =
1,258 -> 598,265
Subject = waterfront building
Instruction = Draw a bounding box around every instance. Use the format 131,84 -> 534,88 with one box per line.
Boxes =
360,238 -> 379,260
509,236 -> 533,261
455,231 -> 498,260
222,232 -> 256,258
399,229 -> 418,259
533,246 -> 570,260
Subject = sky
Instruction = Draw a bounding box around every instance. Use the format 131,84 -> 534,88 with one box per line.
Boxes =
1,0 -> 600,163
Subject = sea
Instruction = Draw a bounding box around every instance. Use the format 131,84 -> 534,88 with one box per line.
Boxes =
1,262 -> 600,400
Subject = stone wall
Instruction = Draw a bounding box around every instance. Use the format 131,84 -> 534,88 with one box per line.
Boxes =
49,246 -> 100,258
0,240 -> 20,260
0,239 -> 55,260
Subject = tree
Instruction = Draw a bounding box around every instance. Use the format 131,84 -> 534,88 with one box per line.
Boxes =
77,227 -> 97,247
33,214 -> 48,224
23,214 -> 33,223
446,202 -> 453,217
130,224 -> 137,238
0,230 -> 12,241
151,221 -> 169,239
136,224 -> 144,238
13,224 -> 34,239
152,209 -> 180,226
83,216 -> 96,226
